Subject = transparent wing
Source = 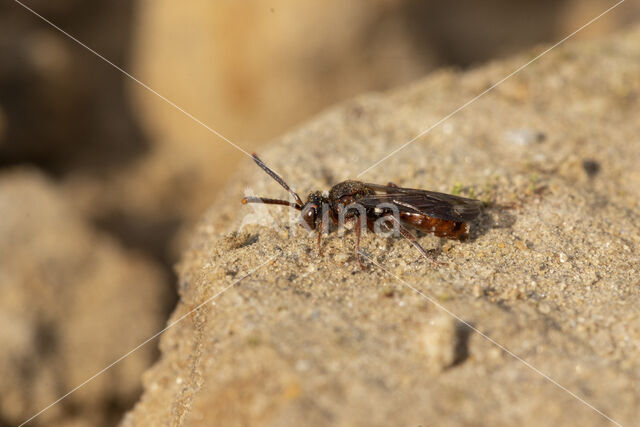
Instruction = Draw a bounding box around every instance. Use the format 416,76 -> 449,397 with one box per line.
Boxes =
360,183 -> 482,222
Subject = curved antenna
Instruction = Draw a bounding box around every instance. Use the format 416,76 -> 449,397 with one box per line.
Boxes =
251,153 -> 304,206
242,196 -> 302,210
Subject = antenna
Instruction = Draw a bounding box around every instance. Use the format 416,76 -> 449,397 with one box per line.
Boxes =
251,153 -> 304,206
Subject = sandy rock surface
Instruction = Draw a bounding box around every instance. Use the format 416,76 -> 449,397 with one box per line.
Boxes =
0,170 -> 168,426
123,26 -> 640,426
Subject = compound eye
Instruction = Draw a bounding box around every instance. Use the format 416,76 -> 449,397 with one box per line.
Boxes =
301,204 -> 318,230
305,209 -> 316,220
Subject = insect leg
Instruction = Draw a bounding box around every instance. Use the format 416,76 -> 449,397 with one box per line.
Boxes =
366,216 -> 376,232
316,219 -> 324,257
330,209 -> 339,227
355,215 -> 366,269
387,215 -> 446,266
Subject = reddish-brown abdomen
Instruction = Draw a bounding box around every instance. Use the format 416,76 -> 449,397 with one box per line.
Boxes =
400,212 -> 468,240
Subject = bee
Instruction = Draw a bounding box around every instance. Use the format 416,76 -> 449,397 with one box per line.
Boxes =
242,154 -> 481,268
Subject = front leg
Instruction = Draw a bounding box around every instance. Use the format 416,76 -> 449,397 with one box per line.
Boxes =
355,215 -> 366,269
316,218 -> 324,256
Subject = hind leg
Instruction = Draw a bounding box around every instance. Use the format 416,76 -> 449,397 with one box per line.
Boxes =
387,215 -> 446,266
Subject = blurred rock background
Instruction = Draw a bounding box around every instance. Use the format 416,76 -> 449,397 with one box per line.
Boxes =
0,0 -> 638,425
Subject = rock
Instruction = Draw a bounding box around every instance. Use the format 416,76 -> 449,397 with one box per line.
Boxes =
0,170 -> 168,426
124,26 -> 640,426
421,313 -> 466,373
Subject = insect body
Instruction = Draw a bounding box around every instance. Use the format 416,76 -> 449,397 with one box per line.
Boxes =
242,154 -> 481,268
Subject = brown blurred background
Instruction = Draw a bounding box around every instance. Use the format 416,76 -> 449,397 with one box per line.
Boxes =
1,1 -> 639,425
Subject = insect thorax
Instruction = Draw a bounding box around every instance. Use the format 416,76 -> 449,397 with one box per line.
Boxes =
328,181 -> 374,208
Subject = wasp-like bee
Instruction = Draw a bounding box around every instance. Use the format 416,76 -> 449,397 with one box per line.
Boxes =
242,154 -> 481,268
